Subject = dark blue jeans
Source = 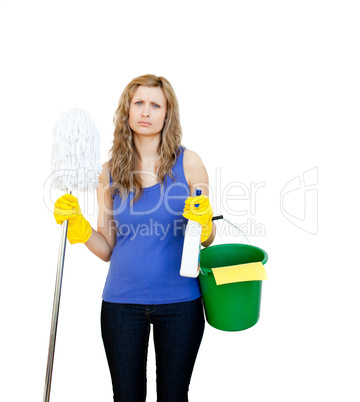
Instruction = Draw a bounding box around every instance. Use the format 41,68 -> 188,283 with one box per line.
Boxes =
101,297 -> 205,402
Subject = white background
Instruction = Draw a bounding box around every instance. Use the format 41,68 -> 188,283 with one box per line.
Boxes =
1,0 -> 359,401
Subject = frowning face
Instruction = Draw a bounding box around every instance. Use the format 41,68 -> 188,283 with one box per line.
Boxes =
129,85 -> 167,138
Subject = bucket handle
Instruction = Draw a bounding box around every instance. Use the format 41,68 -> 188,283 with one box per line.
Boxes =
211,215 -> 252,245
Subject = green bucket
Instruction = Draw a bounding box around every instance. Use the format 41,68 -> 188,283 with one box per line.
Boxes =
199,243 -> 268,332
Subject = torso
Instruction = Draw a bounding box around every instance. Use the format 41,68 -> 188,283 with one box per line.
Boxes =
102,147 -> 202,304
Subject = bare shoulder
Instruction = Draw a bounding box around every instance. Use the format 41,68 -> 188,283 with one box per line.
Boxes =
99,160 -> 110,186
98,161 -> 112,208
183,149 -> 204,169
183,149 -> 209,195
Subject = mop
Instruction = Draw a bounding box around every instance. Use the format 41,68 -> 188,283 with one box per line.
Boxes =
43,109 -> 102,402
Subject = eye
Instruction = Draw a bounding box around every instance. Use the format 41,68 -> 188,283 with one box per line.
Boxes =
135,101 -> 142,106
152,104 -> 160,109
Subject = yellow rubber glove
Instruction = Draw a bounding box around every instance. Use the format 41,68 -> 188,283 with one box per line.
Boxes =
54,194 -> 92,244
183,195 -> 213,243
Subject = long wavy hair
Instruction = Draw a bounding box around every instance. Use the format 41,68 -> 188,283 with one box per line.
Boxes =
109,74 -> 183,203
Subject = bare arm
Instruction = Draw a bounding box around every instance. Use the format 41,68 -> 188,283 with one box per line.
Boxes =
183,149 -> 216,247
85,161 -> 117,262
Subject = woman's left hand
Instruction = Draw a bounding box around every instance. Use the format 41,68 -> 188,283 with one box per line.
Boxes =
182,195 -> 213,242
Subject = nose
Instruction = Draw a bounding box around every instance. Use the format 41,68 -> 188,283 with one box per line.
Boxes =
142,103 -> 151,118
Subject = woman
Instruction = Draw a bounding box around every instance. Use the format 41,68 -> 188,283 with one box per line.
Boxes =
54,74 -> 215,402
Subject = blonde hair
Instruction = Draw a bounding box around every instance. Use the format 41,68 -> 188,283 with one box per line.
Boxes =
109,74 -> 183,203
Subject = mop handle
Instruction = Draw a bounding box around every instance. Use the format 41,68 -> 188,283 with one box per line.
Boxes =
43,217 -> 69,402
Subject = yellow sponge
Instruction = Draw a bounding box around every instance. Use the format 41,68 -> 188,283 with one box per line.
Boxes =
211,262 -> 268,285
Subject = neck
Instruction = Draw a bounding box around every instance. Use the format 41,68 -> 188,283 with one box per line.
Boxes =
133,133 -> 161,162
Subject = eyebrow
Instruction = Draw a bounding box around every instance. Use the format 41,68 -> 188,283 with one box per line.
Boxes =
134,98 -> 162,104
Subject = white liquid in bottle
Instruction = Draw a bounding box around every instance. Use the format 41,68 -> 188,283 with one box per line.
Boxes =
180,188 -> 202,278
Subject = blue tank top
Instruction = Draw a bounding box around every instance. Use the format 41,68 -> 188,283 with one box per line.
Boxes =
102,147 -> 201,304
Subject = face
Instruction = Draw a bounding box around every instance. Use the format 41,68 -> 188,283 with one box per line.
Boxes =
129,85 -> 167,137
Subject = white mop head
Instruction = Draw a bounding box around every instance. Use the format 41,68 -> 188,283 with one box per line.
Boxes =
51,109 -> 103,193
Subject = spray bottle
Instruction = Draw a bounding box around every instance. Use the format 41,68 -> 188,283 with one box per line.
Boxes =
180,188 -> 202,278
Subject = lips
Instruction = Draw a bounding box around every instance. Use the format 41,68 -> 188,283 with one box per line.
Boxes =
138,121 -> 151,126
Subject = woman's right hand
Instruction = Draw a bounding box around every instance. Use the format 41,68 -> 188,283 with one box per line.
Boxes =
54,194 -> 92,244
